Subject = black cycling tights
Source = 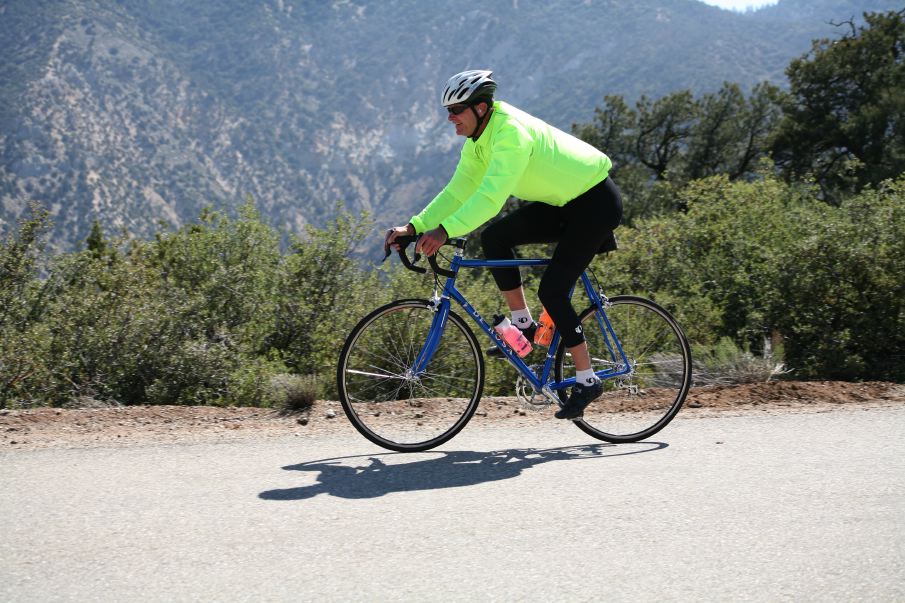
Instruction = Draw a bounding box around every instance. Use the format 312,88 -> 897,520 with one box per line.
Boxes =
480,177 -> 623,349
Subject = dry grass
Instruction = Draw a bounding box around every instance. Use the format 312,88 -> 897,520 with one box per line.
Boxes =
269,374 -> 319,414
691,337 -> 791,386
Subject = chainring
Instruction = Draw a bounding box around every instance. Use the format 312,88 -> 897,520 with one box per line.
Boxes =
515,365 -> 553,409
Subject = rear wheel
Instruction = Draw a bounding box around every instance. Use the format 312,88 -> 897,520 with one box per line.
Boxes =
337,299 -> 484,452
554,296 -> 691,442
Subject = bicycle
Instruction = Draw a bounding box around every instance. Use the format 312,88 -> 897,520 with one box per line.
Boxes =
337,235 -> 692,452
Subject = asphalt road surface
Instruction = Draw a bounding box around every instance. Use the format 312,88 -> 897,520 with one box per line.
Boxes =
2,405 -> 903,602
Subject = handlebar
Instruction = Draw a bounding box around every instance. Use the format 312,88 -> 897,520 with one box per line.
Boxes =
382,234 -> 466,278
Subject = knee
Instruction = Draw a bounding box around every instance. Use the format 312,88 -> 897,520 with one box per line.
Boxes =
480,223 -> 503,257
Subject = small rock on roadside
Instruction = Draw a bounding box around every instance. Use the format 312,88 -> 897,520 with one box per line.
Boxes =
325,409 -> 336,419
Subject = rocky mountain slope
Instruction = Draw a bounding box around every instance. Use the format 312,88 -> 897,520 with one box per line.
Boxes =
1,0 -> 899,251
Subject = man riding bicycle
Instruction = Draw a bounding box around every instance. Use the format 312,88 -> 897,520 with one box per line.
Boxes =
385,70 -> 623,420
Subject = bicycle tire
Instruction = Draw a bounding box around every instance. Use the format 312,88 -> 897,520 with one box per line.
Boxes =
337,299 -> 484,452
554,295 -> 691,443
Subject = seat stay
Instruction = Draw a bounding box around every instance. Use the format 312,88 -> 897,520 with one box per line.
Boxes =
590,307 -> 632,381
581,275 -> 633,381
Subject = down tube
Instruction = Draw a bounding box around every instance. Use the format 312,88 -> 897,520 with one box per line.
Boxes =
449,285 -> 546,391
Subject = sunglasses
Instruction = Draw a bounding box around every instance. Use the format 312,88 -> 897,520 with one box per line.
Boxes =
446,104 -> 470,115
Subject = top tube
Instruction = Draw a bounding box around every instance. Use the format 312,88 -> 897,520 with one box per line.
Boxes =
456,258 -> 551,268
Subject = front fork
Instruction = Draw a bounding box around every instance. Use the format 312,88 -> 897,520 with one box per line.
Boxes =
412,294 -> 449,375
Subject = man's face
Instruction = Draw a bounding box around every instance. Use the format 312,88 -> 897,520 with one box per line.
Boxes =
447,102 -> 485,137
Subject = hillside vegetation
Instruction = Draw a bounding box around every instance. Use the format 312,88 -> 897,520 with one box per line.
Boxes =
1,8 -> 903,408
3,170 -> 903,409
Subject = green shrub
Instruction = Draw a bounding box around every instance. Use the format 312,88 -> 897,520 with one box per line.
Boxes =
3,173 -> 903,411
152,201 -> 281,347
0,203 -> 53,408
772,178 -> 905,380
2,201 -> 291,407
592,173 -> 905,383
268,208 -> 383,398
591,174 -> 819,351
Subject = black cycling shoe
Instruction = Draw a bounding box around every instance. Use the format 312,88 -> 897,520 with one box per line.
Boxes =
486,321 -> 538,358
555,379 -> 603,419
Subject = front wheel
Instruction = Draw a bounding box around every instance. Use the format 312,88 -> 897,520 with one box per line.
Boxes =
337,299 -> 484,452
554,295 -> 692,443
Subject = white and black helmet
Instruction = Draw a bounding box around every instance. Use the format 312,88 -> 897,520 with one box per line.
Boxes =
441,69 -> 497,107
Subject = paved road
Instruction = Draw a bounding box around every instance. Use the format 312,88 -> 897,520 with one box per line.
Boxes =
2,405 -> 903,602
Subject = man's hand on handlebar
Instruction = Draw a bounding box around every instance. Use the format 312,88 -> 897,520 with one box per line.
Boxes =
384,223 -> 415,254
382,226 -> 460,278
415,226 -> 448,257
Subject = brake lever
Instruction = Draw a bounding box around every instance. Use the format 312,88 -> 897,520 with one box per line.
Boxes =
383,234 -> 426,273
382,233 -> 415,262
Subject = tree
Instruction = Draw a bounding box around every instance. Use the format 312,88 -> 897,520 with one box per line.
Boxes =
727,82 -> 783,180
574,81 -> 784,222
572,95 -> 636,164
635,91 -> 696,180
0,203 -> 52,406
268,208 -> 379,383
772,9 -> 905,201
684,82 -> 782,181
0,202 -> 51,330
85,220 -> 109,259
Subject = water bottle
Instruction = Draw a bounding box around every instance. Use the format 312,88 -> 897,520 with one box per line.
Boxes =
534,306 -> 555,346
492,315 -> 532,357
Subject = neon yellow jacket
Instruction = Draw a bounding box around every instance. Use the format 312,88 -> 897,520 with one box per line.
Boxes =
409,101 -> 612,238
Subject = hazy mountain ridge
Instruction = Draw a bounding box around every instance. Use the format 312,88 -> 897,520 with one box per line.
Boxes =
1,0 -> 899,251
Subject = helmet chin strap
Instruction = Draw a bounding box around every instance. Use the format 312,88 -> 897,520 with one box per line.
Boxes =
469,104 -> 493,141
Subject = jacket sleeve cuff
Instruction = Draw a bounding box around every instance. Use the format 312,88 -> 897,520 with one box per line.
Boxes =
439,217 -> 467,239
409,216 -> 426,234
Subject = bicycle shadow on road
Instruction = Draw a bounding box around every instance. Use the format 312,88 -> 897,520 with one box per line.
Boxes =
258,441 -> 666,501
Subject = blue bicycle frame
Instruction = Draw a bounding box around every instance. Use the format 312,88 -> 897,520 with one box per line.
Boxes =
411,249 -> 633,399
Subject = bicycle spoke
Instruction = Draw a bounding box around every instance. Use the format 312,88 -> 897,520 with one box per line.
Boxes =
338,300 -> 483,451
345,366 -> 408,380
555,297 -> 690,443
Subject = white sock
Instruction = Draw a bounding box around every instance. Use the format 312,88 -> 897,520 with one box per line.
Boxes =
511,308 -> 533,330
576,368 -> 598,386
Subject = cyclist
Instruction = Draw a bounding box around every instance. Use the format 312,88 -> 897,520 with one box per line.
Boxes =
385,69 -> 622,420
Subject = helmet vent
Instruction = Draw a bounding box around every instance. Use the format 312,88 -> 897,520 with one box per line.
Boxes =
441,69 -> 496,107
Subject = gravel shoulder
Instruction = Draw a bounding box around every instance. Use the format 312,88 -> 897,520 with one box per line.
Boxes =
2,380 -> 903,450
